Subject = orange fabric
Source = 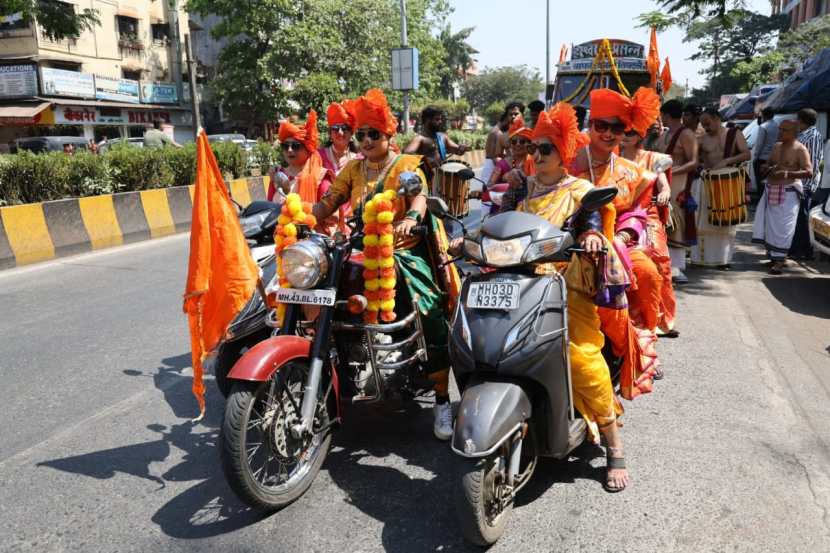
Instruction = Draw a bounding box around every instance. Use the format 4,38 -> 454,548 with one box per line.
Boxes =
660,58 -> 673,94
598,307 -> 654,400
522,155 -> 536,176
559,44 -> 568,64
508,117 -> 533,140
279,110 -> 323,203
353,88 -> 398,136
531,102 -> 589,167
589,87 -> 660,137
326,101 -> 355,129
183,131 -> 259,417
628,249 -> 662,330
647,27 -> 660,88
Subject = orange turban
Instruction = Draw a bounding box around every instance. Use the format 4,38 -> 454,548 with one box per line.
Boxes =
531,102 -> 589,167
352,88 -> 398,136
278,110 -> 323,204
508,117 -> 533,140
589,87 -> 660,136
326,101 -> 355,130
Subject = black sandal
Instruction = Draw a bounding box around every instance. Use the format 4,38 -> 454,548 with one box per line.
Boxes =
604,449 -> 628,493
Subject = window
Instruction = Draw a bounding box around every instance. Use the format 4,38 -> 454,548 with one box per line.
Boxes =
151,24 -> 169,45
116,16 -> 138,40
122,69 -> 142,81
0,12 -> 28,32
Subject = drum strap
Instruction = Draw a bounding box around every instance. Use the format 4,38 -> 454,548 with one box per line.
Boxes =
724,127 -> 739,160
666,127 -> 684,158
436,133 -> 448,162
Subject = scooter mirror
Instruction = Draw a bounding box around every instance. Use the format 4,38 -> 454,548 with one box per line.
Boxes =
426,196 -> 450,218
457,168 -> 476,181
398,171 -> 423,197
580,186 -> 617,212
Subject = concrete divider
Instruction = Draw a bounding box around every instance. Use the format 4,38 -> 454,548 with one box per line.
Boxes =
0,150 -> 485,269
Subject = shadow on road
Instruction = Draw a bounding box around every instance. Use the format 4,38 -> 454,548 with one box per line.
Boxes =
761,276 -> 830,319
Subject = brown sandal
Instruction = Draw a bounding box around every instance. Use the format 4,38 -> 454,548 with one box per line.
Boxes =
604,451 -> 628,493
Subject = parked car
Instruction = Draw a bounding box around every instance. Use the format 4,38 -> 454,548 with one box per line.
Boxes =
14,136 -> 90,153
207,133 -> 247,147
809,192 -> 830,258
97,137 -> 145,153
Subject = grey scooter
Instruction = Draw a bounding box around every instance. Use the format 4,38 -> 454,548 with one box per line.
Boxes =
429,187 -> 618,546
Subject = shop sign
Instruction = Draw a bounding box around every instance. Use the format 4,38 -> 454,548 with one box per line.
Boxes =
95,77 -> 140,103
0,64 -> 38,98
571,40 -> 645,61
41,67 -> 96,99
140,82 -> 178,104
127,109 -> 172,124
54,106 -> 128,125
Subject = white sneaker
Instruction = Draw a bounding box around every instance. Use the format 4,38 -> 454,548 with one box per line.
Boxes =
433,401 -> 453,441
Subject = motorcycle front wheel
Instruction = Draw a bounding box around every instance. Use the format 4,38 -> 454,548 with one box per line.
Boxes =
454,450 -> 513,546
220,361 -> 331,510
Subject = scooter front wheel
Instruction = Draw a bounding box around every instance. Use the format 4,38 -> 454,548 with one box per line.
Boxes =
454,450 -> 513,546
220,361 -> 331,510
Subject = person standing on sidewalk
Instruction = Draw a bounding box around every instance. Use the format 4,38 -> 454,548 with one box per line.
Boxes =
790,108 -> 824,260
753,108 -> 779,200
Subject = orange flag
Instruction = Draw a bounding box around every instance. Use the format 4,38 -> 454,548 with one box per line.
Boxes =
559,44 -> 568,64
183,130 -> 259,418
660,57 -> 673,95
647,27 -> 660,88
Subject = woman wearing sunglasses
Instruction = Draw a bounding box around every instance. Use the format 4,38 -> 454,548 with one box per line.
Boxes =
312,88 -> 456,440
572,87 -> 664,385
320,101 -> 359,175
621,120 -> 678,339
510,102 -> 631,492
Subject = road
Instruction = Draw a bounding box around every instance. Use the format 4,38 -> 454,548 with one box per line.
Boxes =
1,224 -> 829,553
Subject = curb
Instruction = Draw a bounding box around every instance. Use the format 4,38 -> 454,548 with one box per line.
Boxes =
0,176 -> 269,269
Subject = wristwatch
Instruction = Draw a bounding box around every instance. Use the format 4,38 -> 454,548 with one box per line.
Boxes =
405,209 -> 422,223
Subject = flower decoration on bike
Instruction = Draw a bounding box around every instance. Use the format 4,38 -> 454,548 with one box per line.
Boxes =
361,188 -> 398,323
274,192 -> 318,322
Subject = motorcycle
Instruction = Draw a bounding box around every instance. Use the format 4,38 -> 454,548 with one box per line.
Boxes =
238,200 -> 280,264
432,186 -> 619,546
218,172 -> 455,510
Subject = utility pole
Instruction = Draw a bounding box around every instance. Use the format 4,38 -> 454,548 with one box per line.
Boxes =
168,0 -> 185,109
399,0 -> 409,133
185,34 -> 202,138
545,0 -> 550,100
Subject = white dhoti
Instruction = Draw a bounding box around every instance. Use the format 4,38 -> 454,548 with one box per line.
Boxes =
668,173 -> 690,272
480,158 -> 496,187
690,177 -> 738,266
752,188 -> 801,260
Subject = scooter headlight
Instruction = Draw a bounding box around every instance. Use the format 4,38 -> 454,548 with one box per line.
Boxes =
281,240 -> 329,289
481,235 -> 532,267
463,238 -> 484,263
522,236 -> 564,263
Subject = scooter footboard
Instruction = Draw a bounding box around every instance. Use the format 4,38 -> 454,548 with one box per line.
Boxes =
451,381 -> 531,458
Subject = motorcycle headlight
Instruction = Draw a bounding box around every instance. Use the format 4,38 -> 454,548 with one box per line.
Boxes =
481,235 -> 532,267
523,236 -> 564,263
281,240 -> 329,289
240,211 -> 269,238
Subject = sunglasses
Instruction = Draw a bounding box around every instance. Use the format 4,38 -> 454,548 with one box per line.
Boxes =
592,120 -> 627,135
355,128 -> 383,142
510,137 -> 530,146
526,142 -> 556,156
329,124 -> 351,134
624,130 -> 641,138
281,141 -> 304,152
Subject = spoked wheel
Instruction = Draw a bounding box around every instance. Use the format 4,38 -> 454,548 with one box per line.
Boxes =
220,361 -> 331,510
454,448 -> 514,546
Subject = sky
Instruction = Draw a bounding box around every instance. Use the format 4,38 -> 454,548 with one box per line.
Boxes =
448,0 -> 772,91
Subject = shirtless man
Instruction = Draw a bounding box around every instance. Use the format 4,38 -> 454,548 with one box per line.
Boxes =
693,106 -> 751,269
405,105 -> 468,183
482,101 -> 524,184
752,120 -> 813,274
655,99 -> 698,284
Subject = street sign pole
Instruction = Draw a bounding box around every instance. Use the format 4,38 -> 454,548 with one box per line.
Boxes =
185,34 -> 202,138
399,0 -> 409,132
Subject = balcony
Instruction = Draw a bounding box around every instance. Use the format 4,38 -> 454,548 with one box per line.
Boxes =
118,35 -> 145,58
39,30 -> 78,52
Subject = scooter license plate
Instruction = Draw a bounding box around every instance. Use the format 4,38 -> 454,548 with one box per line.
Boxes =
467,282 -> 520,310
275,288 -> 336,306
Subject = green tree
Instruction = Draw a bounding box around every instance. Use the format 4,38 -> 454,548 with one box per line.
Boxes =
463,65 -> 543,112
290,73 -> 343,114
438,25 -> 477,99
2,0 -> 100,40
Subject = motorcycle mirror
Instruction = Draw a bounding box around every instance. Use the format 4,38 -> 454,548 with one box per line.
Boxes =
580,186 -> 617,212
457,168 -> 476,181
426,196 -> 450,218
397,171 -> 423,197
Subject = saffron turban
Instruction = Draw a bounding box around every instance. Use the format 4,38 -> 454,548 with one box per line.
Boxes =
326,101 -> 355,130
532,102 -> 589,166
589,87 -> 661,137
352,88 -> 398,136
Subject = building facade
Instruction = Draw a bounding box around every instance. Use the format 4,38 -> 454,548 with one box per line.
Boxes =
0,1 -> 198,149
771,0 -> 830,28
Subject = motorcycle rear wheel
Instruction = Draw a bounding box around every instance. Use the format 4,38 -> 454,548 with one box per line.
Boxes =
454,451 -> 513,546
220,361 -> 331,510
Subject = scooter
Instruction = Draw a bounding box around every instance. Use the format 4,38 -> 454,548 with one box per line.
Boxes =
238,200 -> 280,264
431,186 -> 618,546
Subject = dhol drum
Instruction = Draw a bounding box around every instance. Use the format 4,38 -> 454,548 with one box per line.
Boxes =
435,160 -> 472,217
701,166 -> 748,226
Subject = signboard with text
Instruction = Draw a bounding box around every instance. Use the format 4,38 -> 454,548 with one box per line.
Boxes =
140,82 -> 178,104
95,77 -> 140,103
0,63 -> 38,98
53,105 -> 193,126
571,40 -> 645,61
40,67 -> 95,98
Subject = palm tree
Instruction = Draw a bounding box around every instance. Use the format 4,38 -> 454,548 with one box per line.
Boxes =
439,25 -> 478,100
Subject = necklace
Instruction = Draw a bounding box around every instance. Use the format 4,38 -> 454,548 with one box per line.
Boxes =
586,147 -> 615,185
359,152 -> 396,208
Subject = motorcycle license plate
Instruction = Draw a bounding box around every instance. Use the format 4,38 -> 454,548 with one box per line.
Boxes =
275,288 -> 336,307
467,282 -> 519,310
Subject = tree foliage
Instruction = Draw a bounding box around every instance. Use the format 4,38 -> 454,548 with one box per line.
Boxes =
185,0 -> 451,125
438,25 -> 477,99
2,0 -> 100,40
463,65 -> 543,112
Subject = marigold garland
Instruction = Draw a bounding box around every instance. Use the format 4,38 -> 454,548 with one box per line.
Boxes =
274,192 -> 317,323
361,188 -> 398,323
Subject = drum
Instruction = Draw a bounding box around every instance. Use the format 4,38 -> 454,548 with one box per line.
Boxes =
435,160 -> 471,217
702,166 -> 748,226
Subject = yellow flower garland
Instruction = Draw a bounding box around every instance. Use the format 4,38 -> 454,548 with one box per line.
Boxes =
274,192 -> 317,324
361,188 -> 398,323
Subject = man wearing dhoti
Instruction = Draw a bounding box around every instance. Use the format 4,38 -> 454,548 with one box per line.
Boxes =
693,107 -> 751,269
752,120 -> 814,275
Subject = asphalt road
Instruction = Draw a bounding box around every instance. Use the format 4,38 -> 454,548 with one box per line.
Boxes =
1,224 -> 829,553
